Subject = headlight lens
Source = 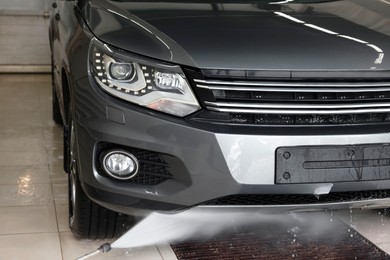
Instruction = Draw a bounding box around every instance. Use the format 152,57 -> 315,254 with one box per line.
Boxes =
109,63 -> 135,80
89,38 -> 200,117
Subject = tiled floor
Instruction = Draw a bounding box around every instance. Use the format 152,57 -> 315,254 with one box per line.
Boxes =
0,74 -> 176,260
2,74 -> 390,259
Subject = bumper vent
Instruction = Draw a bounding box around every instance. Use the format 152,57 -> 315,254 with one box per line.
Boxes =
96,143 -> 173,185
192,75 -> 390,126
203,190 -> 390,205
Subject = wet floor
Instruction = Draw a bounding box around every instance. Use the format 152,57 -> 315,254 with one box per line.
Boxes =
0,74 -> 175,259
1,74 -> 390,259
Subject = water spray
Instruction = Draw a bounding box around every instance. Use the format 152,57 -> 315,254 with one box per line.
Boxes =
75,243 -> 112,260
74,208 -> 339,259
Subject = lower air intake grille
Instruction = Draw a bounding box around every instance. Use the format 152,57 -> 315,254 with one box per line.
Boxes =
96,142 -> 173,185
231,113 -> 390,125
203,190 -> 390,205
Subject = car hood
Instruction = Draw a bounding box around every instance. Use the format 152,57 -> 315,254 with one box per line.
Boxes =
80,0 -> 390,71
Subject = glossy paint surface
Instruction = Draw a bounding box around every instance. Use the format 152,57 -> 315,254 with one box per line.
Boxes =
82,0 -> 390,70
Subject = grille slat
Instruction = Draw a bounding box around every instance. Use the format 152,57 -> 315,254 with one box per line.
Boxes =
198,84 -> 390,93
205,101 -> 390,110
210,107 -> 390,115
195,79 -> 390,89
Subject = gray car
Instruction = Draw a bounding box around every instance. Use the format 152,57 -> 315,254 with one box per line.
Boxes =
49,0 -> 390,239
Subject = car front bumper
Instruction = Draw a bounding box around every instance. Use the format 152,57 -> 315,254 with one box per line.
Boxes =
73,76 -> 390,215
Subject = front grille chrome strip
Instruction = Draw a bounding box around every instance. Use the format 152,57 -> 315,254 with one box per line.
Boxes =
206,106 -> 390,115
194,79 -> 390,90
197,84 -> 390,93
205,101 -> 390,110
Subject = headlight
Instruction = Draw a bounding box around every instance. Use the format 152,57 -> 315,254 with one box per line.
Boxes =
89,38 -> 200,117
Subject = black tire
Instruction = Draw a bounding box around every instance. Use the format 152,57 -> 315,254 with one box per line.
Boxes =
52,85 -> 63,125
68,169 -> 132,239
68,117 -> 134,239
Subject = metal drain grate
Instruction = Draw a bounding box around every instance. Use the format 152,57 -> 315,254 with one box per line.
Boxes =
171,219 -> 389,259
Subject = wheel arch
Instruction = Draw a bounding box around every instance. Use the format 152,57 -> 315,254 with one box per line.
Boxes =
61,68 -> 72,126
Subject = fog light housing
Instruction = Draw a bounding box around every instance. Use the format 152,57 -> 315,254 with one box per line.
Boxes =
102,151 -> 139,180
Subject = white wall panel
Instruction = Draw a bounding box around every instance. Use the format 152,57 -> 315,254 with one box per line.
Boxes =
0,0 -> 52,16
0,16 -> 50,70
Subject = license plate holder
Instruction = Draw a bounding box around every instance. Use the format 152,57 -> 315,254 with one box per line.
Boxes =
276,144 -> 390,184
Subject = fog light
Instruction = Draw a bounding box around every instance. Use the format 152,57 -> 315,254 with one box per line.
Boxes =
103,151 -> 139,180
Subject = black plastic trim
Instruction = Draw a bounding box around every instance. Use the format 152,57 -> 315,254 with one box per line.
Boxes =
203,190 -> 390,206
82,183 -> 185,213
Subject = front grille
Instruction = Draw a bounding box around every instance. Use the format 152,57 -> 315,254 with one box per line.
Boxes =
203,190 -> 390,205
193,77 -> 390,125
96,143 -> 174,185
